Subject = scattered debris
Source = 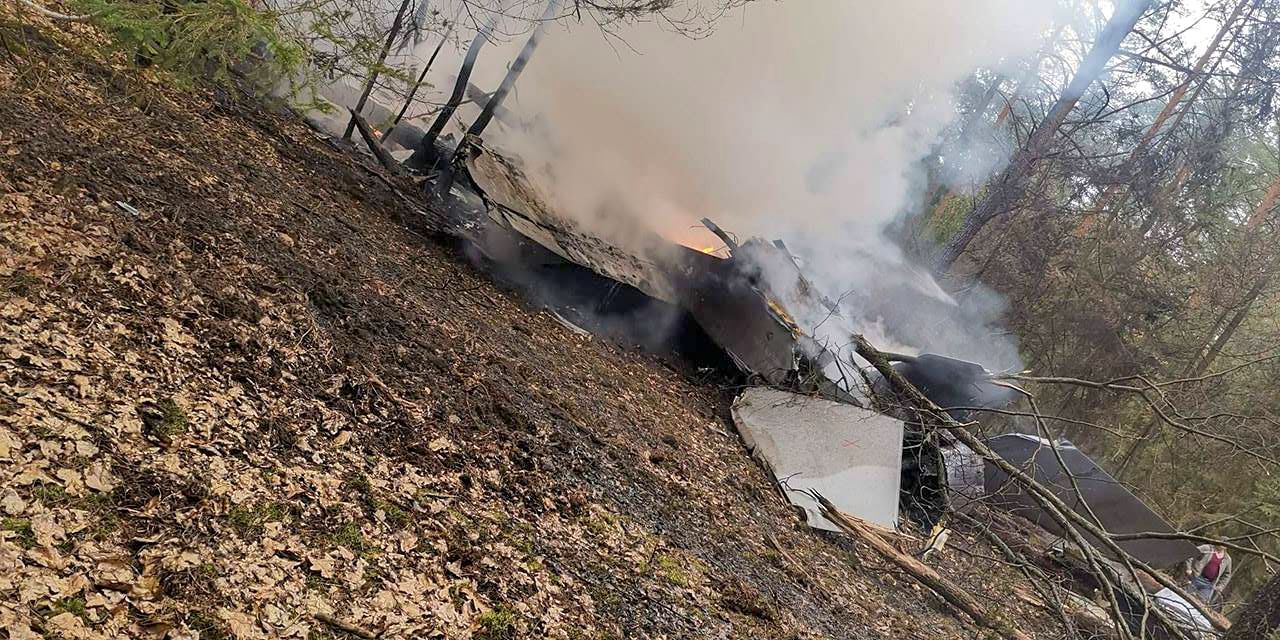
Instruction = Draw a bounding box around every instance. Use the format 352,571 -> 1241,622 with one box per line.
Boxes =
732,387 -> 903,530
983,434 -> 1199,568
1152,588 -> 1214,638
462,141 -> 849,398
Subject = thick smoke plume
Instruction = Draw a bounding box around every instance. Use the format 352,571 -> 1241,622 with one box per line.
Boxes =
439,0 -> 1054,371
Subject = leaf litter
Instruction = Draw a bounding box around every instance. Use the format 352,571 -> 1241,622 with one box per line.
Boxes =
0,10 -> 1072,640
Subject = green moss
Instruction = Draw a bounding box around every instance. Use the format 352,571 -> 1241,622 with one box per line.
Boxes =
2,269 -> 40,297
581,508 -> 619,539
304,573 -> 331,592
342,473 -> 372,498
1,517 -> 36,548
49,596 -> 88,620
372,499 -> 410,530
186,610 -> 229,640
155,398 -> 189,438
655,554 -> 688,587
226,501 -> 288,538
328,521 -> 367,553
31,483 -> 69,504
475,606 -> 518,640
84,505 -> 122,541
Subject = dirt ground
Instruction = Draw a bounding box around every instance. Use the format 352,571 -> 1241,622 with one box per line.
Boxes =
0,12 -> 1078,640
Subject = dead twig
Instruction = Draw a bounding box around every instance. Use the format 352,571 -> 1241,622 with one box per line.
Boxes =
994,373 -> 1280,469
314,612 -> 378,639
1107,530 -> 1280,564
14,0 -> 91,21
854,334 -> 1204,640
953,510 -> 1083,639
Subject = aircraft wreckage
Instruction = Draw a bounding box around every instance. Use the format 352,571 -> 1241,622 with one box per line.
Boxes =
383,136 -> 1197,573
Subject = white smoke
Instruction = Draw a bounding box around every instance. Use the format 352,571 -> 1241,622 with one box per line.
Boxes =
422,0 -> 1055,370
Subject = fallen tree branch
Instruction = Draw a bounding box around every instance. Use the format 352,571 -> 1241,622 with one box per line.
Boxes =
314,612 -> 378,639
1108,530 -> 1280,564
348,109 -> 406,177
997,380 -> 1158,637
14,0 -> 91,21
853,335 -> 1207,640
812,492 -> 1032,640
954,510 -> 1086,638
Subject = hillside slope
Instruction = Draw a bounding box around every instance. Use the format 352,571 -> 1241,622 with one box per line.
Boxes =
0,14 -> 1068,640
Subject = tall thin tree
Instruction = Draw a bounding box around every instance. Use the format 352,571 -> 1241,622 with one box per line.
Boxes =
465,0 -> 562,139
934,0 -> 1152,272
1073,0 -> 1254,237
343,0 -> 415,140
407,24 -> 490,169
381,25 -> 451,142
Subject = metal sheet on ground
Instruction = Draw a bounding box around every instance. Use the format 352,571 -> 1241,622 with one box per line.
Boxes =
732,387 -> 903,531
983,434 -> 1199,568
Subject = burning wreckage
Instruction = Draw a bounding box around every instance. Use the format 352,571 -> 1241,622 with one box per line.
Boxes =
385,135 -> 1209,634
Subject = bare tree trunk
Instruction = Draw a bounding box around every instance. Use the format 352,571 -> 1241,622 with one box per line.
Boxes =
1228,571 -> 1280,640
1114,281 -> 1260,477
342,0 -> 414,140
920,26 -> 1062,234
465,0 -> 561,139
407,26 -> 489,169
1073,0 -> 1252,237
381,27 -> 450,142
935,0 -> 1151,272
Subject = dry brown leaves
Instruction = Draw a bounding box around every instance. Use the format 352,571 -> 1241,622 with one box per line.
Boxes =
0,10 -> 1071,640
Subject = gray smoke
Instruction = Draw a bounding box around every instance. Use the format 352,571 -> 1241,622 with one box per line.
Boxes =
418,0 -> 1055,372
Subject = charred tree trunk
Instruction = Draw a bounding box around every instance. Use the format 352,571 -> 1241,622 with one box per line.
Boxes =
382,27 -> 450,142
1228,571 -> 1280,639
407,26 -> 489,170
465,0 -> 561,139
342,0 -> 414,140
934,0 -> 1151,272
349,109 -> 405,175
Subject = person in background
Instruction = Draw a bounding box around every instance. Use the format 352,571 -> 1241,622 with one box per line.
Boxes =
918,516 -> 950,563
1184,543 -> 1232,607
